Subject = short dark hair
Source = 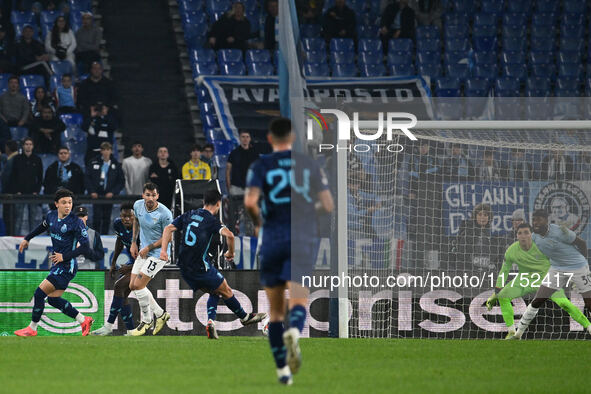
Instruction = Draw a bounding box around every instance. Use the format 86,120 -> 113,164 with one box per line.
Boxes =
58,146 -> 69,152
204,189 -> 222,205
143,182 -> 158,193
5,140 -> 17,153
120,202 -> 134,211
131,141 -> 142,147
61,73 -> 72,79
239,129 -> 251,136
8,75 -> 18,83
532,209 -> 549,219
516,223 -> 532,232
191,144 -> 202,152
23,136 -> 33,144
269,117 -> 292,139
55,188 -> 73,202
203,143 -> 214,151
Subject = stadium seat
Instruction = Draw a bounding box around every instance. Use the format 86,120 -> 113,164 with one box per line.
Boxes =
452,0 -> 474,14
473,12 -> 497,27
560,13 -> 584,27
445,38 -> 470,52
389,63 -> 415,77
555,77 -> 580,96
193,62 -> 218,76
60,113 -> 83,127
387,52 -> 412,66
502,63 -> 527,82
530,24 -> 555,41
417,51 -> 440,68
435,77 -> 461,97
330,51 -> 354,65
472,24 -> 497,38
330,38 -> 355,53
445,63 -> 469,80
531,12 -> 557,27
418,63 -> 442,78
220,62 -> 246,76
473,64 -> 497,81
358,24 -> 380,39
535,0 -> 559,13
189,49 -> 216,65
417,38 -> 441,53
507,1 -> 531,14
388,39 -> 413,53
10,11 -> 34,25
360,64 -> 386,77
473,51 -> 496,65
473,36 -> 497,52
503,37 -> 527,52
525,76 -> 551,96
9,127 -> 28,142
444,24 -> 468,40
50,61 -> 73,76
300,24 -> 322,38
213,140 -> 236,156
302,38 -> 326,52
358,39 -> 382,53
416,26 -> 440,40
530,40 -> 554,53
217,49 -> 242,64
247,62 -> 274,76
41,10 -> 61,25
465,78 -> 490,97
39,153 -> 58,172
303,63 -> 330,77
332,63 -> 358,77
179,0 -> 204,12
585,78 -> 591,96
443,50 -> 467,66
495,77 -> 521,96
14,23 -> 40,39
559,37 -> 583,53
563,0 -> 586,14
530,63 -> 556,79
21,87 -> 36,101
444,12 -> 469,27
206,0 -> 231,15
359,51 -> 382,65
502,13 -> 528,27
500,50 -> 525,66
528,51 -> 553,65
502,25 -> 527,39
304,50 -> 326,64
480,0 -> 504,15
245,49 -> 271,64
19,75 -> 45,88
558,63 -> 582,80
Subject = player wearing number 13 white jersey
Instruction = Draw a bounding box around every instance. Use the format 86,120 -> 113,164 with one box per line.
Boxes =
128,182 -> 173,336
512,209 -> 591,339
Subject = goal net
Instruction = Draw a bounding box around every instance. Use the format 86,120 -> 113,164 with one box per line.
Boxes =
334,117 -> 591,339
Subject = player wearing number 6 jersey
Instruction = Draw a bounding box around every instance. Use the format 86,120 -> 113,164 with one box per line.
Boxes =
512,210 -> 591,339
160,189 -> 267,339
244,118 -> 334,385
486,223 -> 590,339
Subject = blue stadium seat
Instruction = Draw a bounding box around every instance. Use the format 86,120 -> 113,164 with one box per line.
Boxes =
217,49 -> 243,64
359,51 -> 382,65
525,76 -> 551,96
452,0 -> 474,14
473,51 -> 496,65
558,63 -> 582,80
536,0 -> 559,13
473,36 -> 497,52
360,64 -> 386,77
474,12 -> 497,27
560,37 -> 583,53
179,0 -> 204,12
389,39 -> 413,53
560,13 -> 584,27
60,113 -> 83,127
418,51 -> 441,66
14,24 -> 40,39
190,49 -> 216,64
247,62 -> 274,76
194,62 -> 218,75
528,51 -> 553,65
9,127 -> 28,142
502,13 -> 528,27
435,77 -> 461,97
530,40 -> 554,53
387,52 -> 412,66
358,39 -> 382,53
245,11 -> 261,34
330,38 -> 355,53
502,25 -> 527,39
39,154 -> 58,172
302,38 -> 326,52
418,63 -> 442,78
500,50 -> 525,66
21,87 -> 36,101
472,24 -> 497,38
49,75 -> 60,91
530,63 -> 556,79
70,0 -> 92,12
586,78 -> 591,96
213,140 -> 237,156
416,26 -> 440,40
220,62 -> 246,75
50,61 -> 73,76
444,24 -> 468,40
10,11 -> 34,25
444,12 -> 470,27
560,25 -> 584,40
443,50 -> 467,66
530,24 -> 556,41
555,77 -> 580,96
417,38 -> 441,53
390,63 -> 415,77
473,64 -> 498,81
531,12 -> 557,27
358,25 -> 380,39
206,0 -> 231,15
503,37 -> 527,52
303,63 -> 330,77
41,10 -> 61,25
300,24 -> 322,38
502,63 -> 528,81
446,38 -> 470,52
19,75 -> 45,88
507,1 -> 531,14
304,50 -> 326,64
563,0 -> 586,14
495,77 -> 521,96
558,51 -> 581,66
332,63 -> 358,77
330,51 -> 354,65
445,63 -> 469,80
245,49 -> 271,64
465,78 -> 490,96
480,0 -> 504,15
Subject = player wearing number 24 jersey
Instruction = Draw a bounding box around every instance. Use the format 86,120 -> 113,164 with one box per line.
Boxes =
244,118 -> 334,386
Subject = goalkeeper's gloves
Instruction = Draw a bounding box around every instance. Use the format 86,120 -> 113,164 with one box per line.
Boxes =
486,292 -> 498,311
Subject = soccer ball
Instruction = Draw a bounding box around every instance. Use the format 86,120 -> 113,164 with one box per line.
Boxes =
261,318 -> 270,336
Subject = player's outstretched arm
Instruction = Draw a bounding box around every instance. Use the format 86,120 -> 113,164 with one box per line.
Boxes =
220,227 -> 235,259
160,223 -> 177,261
20,220 -> 50,252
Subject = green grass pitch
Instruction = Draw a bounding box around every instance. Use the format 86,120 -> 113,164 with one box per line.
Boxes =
1,336 -> 589,393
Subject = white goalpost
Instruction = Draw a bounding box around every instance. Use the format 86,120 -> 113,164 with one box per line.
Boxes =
337,119 -> 591,339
